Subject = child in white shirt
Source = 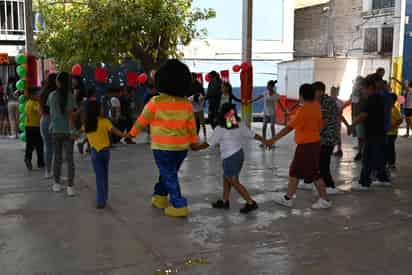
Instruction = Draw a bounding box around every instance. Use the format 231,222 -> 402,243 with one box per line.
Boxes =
192,103 -> 267,214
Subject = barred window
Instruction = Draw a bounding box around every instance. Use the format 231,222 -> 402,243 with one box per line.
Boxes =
0,0 -> 25,35
381,27 -> 394,53
364,28 -> 378,53
372,0 -> 395,10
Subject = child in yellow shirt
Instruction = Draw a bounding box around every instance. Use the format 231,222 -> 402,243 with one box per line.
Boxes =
386,93 -> 402,172
24,89 -> 44,170
84,99 -> 127,209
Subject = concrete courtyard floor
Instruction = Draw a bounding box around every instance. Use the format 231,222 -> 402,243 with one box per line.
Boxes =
1,125 -> 412,275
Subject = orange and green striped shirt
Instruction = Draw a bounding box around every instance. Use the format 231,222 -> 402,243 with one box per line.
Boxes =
129,93 -> 198,151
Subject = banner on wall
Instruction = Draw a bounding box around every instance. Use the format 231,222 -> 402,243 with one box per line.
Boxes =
0,53 -> 9,64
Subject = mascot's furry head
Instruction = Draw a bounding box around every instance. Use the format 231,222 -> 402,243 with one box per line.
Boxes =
155,59 -> 192,97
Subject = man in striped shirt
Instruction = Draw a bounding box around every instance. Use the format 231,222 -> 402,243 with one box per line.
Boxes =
129,59 -> 198,217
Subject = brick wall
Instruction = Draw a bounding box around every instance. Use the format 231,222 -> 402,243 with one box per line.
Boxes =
331,0 -> 363,56
294,4 -> 329,57
294,0 -> 364,58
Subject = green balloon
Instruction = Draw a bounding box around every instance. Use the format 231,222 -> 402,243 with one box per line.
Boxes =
16,65 -> 27,78
16,80 -> 26,91
19,122 -> 26,131
19,103 -> 26,113
20,132 -> 26,142
18,95 -> 26,104
19,112 -> 26,122
16,54 -> 27,65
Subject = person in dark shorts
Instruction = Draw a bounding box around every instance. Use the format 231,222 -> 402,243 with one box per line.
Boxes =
267,83 -> 331,209
313,81 -> 342,195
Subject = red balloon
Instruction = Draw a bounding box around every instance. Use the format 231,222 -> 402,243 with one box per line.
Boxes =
138,73 -> 148,84
241,62 -> 250,71
94,67 -> 108,83
126,71 -> 140,87
205,74 -> 211,82
232,65 -> 241,73
71,64 -> 82,76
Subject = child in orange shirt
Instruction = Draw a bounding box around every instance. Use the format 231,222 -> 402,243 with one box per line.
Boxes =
267,84 -> 331,209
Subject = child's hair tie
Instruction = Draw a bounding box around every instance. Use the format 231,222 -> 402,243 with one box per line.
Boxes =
224,109 -> 238,128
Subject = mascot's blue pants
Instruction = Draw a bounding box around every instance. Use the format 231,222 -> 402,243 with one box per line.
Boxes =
152,150 -> 188,208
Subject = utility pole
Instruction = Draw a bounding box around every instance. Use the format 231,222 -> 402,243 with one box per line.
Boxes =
24,0 -> 35,54
241,0 -> 253,127
241,0 -> 253,63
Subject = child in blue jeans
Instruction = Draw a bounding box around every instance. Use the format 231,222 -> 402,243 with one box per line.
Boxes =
84,99 -> 127,209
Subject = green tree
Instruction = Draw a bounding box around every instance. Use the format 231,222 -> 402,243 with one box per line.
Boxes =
35,0 -> 215,71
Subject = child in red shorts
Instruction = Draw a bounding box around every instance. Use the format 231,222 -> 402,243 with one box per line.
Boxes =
267,83 -> 331,209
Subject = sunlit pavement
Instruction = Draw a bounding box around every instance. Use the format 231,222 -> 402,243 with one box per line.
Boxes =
1,125 -> 412,275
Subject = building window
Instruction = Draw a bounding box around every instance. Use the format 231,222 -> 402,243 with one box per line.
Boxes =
381,27 -> 394,53
372,0 -> 395,10
364,28 -> 378,52
0,0 -> 25,35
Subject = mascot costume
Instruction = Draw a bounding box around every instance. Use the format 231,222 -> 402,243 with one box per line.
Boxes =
129,59 -> 198,217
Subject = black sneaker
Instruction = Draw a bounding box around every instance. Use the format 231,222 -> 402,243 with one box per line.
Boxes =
125,138 -> 136,145
212,200 -> 230,209
240,201 -> 258,214
25,159 -> 33,171
77,142 -> 84,154
96,203 -> 106,209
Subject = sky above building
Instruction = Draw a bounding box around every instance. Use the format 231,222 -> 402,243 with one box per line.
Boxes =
192,0 -> 284,41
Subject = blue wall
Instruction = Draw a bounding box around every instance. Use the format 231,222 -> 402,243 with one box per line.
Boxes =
403,1 -> 412,81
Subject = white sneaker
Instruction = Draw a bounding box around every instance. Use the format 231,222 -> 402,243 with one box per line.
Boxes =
44,171 -> 53,179
312,198 -> 332,209
52,184 -> 61,192
351,182 -> 370,191
274,193 -> 294,208
67,186 -> 75,197
371,180 -> 392,187
298,182 -> 313,190
326,187 -> 344,195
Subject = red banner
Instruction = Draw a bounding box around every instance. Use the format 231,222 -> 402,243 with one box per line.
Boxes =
27,55 -> 38,88
220,70 -> 230,82
196,73 -> 203,84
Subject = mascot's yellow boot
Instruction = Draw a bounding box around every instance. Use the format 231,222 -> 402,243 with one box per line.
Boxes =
164,206 -> 190,217
151,195 -> 169,209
